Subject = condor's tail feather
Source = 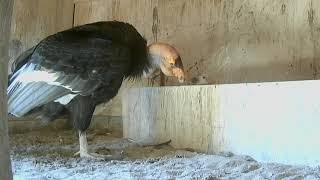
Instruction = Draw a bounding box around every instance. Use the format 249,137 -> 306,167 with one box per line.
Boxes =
10,46 -> 36,73
8,46 -> 36,86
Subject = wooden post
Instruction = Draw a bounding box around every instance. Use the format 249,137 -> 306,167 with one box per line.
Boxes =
0,0 -> 14,179
152,6 -> 165,86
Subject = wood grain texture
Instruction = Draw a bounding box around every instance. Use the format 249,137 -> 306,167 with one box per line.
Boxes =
0,0 -> 13,179
123,80 -> 320,166
73,0 -> 320,84
123,85 -> 224,153
9,0 -> 74,73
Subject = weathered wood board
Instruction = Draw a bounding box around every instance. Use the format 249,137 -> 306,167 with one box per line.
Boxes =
123,80 -> 320,166
9,0 -> 74,73
0,0 -> 14,179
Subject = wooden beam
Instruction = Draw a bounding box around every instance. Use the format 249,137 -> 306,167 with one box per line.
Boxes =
0,0 -> 14,179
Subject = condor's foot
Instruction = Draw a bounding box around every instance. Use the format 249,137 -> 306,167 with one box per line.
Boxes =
75,131 -> 124,160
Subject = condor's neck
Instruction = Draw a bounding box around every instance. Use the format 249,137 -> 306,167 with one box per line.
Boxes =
142,53 -> 162,78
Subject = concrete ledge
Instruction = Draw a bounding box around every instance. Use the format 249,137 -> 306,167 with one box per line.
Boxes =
123,80 -> 320,166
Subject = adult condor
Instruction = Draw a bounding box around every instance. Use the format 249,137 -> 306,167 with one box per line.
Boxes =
8,21 -> 185,159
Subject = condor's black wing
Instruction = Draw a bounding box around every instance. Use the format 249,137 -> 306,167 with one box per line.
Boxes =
8,24 -> 131,117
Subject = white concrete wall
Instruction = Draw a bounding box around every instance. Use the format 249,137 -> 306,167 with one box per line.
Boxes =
123,80 -> 320,166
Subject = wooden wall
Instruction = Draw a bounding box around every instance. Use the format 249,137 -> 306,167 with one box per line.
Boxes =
9,0 -> 320,117
9,0 -> 74,73
71,0 -> 320,85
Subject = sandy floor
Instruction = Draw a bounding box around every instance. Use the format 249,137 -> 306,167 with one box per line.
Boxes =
10,129 -> 320,180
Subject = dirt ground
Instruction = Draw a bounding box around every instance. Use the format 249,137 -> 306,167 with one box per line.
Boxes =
10,128 -> 320,180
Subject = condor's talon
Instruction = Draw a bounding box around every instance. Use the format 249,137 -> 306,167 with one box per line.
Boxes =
77,131 -> 124,160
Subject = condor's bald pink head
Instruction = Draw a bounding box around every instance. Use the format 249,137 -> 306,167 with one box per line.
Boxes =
145,42 -> 185,83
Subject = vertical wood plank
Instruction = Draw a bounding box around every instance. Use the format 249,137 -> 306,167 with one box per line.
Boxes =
9,0 -> 74,73
0,0 -> 14,179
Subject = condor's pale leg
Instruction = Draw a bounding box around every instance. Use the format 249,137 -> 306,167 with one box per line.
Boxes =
69,96 -> 123,160
74,131 -> 123,160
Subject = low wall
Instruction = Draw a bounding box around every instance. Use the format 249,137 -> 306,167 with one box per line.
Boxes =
123,80 -> 320,166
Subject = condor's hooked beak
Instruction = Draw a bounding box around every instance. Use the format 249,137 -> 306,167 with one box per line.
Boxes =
160,57 -> 185,83
171,58 -> 185,83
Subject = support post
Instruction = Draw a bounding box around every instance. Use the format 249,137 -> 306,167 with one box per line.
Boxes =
0,0 -> 14,179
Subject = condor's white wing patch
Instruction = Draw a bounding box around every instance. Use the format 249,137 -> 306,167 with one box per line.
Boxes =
8,63 -> 100,117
